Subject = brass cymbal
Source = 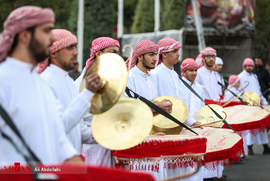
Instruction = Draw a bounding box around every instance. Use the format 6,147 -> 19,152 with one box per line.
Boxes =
150,96 -> 189,135
91,98 -> 153,150
241,91 -> 260,106
80,53 -> 127,114
195,104 -> 225,128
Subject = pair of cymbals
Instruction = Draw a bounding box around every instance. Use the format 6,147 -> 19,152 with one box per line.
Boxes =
79,53 -> 127,114
150,96 -> 189,135
194,104 -> 225,128
241,92 -> 260,106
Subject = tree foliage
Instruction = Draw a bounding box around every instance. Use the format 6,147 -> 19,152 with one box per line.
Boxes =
254,0 -> 270,62
0,0 -> 73,31
131,0 -> 185,34
68,0 -> 117,66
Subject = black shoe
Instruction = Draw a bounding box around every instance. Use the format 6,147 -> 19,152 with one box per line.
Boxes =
263,145 -> 270,154
240,156 -> 246,162
248,148 -> 254,155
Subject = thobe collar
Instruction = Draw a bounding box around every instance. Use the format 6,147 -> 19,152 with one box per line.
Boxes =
6,56 -> 34,71
243,69 -> 253,76
133,65 -> 150,78
49,63 -> 69,77
201,66 -> 213,73
182,76 -> 196,86
160,62 -> 175,72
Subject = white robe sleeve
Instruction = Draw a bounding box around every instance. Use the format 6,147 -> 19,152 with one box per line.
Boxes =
55,88 -> 94,134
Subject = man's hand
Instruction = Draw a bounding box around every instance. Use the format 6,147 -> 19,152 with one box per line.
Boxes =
85,73 -> 102,93
155,99 -> 173,113
64,155 -> 85,165
268,95 -> 270,102
191,122 -> 203,129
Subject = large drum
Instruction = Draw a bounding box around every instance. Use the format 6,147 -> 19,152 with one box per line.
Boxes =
181,127 -> 244,169
112,135 -> 207,172
222,105 -> 270,136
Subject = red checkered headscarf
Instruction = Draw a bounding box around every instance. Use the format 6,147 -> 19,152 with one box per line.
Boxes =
0,6 -> 55,63
242,58 -> 254,70
125,40 -> 159,69
84,37 -> 120,72
36,29 -> 78,73
195,53 -> 204,69
201,47 -> 216,56
156,38 -> 181,66
181,58 -> 198,73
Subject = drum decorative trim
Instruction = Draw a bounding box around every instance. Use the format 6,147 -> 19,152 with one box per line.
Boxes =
113,135 -> 207,172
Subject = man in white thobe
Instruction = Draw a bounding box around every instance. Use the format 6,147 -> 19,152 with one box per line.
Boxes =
39,29 -> 102,154
195,47 -> 225,180
75,37 -> 121,166
152,38 -> 202,181
0,6 -> 81,167
238,58 -> 270,155
196,48 -> 220,102
125,40 -> 173,180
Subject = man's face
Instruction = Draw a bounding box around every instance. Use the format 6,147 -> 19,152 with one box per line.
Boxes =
203,54 -> 216,68
139,51 -> 158,70
266,64 -> 270,71
28,23 -> 55,63
255,58 -> 263,67
55,44 -> 78,71
214,64 -> 223,72
245,65 -> 254,73
163,49 -> 180,66
234,81 -> 240,89
184,68 -> 198,82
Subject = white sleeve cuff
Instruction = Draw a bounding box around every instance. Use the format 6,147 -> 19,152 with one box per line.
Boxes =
81,88 -> 94,101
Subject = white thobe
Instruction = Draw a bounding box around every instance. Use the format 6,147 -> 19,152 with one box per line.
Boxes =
126,65 -> 158,101
41,64 -> 94,152
126,65 -> 164,180
195,67 -> 224,178
151,63 -> 196,126
214,72 -> 225,96
196,66 -> 220,101
238,70 -> 269,146
0,57 -> 77,167
74,71 -> 112,166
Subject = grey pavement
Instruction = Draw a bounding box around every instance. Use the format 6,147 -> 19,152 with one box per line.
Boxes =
223,131 -> 270,181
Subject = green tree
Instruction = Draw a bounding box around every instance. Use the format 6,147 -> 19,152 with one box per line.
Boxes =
0,0 -> 73,31
68,0 -> 118,67
254,0 -> 270,62
131,0 -> 155,34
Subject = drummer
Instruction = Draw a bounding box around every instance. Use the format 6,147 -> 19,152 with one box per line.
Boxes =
224,75 -> 242,101
125,39 -> 172,179
195,47 -> 220,102
152,38 -> 200,127
74,37 -> 121,166
195,47 -> 226,180
238,58 -> 270,155
213,57 -> 225,99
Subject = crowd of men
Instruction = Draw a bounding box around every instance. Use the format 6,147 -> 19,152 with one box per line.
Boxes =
1,5 -> 270,181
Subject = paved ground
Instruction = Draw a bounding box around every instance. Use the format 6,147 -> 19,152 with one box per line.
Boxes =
222,131 -> 270,181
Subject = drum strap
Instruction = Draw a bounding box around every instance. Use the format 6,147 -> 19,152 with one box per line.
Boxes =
0,104 -> 41,180
125,87 -> 198,135
178,76 -> 236,132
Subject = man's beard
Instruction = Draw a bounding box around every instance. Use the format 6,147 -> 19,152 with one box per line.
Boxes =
142,57 -> 154,70
28,37 -> 52,64
60,56 -> 77,71
205,60 -> 214,68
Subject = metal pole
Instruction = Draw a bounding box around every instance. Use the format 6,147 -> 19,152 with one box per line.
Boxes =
154,0 -> 160,32
77,0 -> 84,72
117,0 -> 124,39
